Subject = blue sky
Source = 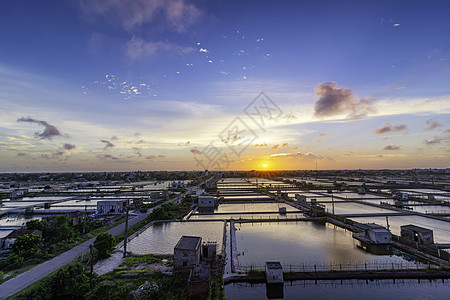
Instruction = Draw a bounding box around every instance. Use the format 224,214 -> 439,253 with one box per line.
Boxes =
0,0 -> 449,172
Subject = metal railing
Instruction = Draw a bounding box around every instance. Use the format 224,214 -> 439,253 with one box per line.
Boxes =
241,261 -> 434,273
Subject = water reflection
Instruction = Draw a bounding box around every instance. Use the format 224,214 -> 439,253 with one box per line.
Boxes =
126,221 -> 225,255
226,279 -> 450,300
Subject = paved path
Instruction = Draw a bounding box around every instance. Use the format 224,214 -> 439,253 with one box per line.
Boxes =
0,192 -> 189,299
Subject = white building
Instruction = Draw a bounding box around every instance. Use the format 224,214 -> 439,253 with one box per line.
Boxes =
353,223 -> 392,244
97,200 -> 128,215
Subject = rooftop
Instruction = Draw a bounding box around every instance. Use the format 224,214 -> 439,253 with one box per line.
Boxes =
401,224 -> 433,233
266,262 -> 282,269
175,236 -> 202,250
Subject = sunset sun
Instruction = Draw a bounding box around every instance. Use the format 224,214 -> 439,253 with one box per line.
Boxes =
262,163 -> 268,168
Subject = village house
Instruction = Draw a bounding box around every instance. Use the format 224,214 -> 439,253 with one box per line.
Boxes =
1,230 -> 42,250
96,200 -> 127,215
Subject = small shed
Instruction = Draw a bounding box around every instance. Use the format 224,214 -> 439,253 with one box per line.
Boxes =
198,195 -> 218,208
265,262 -> 283,284
354,223 -> 391,244
400,225 -> 434,245
295,194 -> 306,203
174,236 -> 202,272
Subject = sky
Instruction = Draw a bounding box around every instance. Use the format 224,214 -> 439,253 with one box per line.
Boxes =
0,0 -> 449,172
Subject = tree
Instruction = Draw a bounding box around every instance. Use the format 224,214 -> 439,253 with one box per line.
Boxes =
26,219 -> 48,232
94,233 -> 114,259
12,234 -> 43,258
48,215 -> 75,242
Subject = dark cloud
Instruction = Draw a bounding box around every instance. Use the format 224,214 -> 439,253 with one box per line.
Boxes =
63,143 -> 76,151
132,147 -> 142,157
313,82 -> 376,118
111,136 -> 119,140
101,139 -> 115,150
383,145 -> 400,151
158,154 -> 165,158
191,147 -> 202,155
16,152 -> 27,157
424,119 -> 442,131
17,117 -> 62,140
178,141 -> 191,146
374,123 -> 407,134
250,143 -> 268,148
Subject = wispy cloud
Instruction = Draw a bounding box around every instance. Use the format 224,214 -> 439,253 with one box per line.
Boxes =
190,147 -> 202,155
17,117 -> 63,140
424,131 -> 450,145
374,123 -> 407,135
97,154 -> 119,160
313,82 -> 376,119
125,37 -> 194,60
269,151 -> 333,162
79,0 -> 202,32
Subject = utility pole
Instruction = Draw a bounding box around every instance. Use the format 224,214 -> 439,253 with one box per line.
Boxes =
89,244 -> 94,284
123,200 -> 129,258
83,205 -> 87,234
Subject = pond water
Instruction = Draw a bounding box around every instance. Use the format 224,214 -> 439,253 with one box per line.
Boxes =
190,213 -> 305,221
225,279 -> 450,300
320,202 -> 400,215
194,203 -> 300,214
126,221 -> 225,255
234,222 -> 418,267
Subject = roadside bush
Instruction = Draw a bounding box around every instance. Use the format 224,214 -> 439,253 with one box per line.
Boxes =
94,233 -> 115,259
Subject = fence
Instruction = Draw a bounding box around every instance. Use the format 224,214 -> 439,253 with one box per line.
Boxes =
240,261 -> 435,273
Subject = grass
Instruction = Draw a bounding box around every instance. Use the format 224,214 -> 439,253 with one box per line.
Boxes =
247,270 -> 265,276
120,254 -> 162,267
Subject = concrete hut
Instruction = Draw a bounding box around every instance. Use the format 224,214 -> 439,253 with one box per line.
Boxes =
400,225 -> 434,245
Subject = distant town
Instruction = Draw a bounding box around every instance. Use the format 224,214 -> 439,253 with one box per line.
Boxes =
1,169 -> 450,299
